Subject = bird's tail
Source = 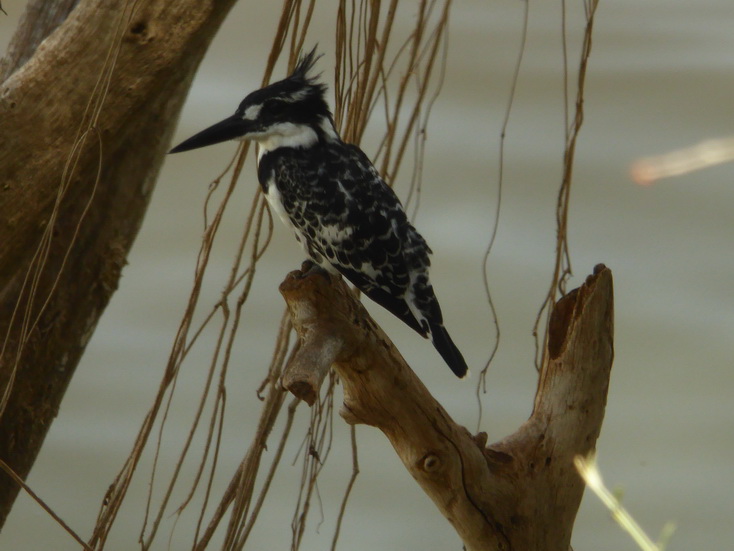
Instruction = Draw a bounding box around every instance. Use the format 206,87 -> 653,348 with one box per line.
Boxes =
428,322 -> 469,378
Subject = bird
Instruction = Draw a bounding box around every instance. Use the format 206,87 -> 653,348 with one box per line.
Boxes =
170,48 -> 468,378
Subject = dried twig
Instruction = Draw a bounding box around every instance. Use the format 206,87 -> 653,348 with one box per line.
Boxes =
0,460 -> 93,551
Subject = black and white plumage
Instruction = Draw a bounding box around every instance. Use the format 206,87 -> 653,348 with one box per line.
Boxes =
170,49 -> 468,378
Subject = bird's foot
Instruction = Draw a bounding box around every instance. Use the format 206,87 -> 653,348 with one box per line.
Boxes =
300,259 -> 330,279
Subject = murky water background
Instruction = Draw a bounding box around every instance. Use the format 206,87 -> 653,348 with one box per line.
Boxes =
2,1 -> 733,549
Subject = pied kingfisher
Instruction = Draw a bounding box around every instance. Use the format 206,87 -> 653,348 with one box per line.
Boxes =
170,49 -> 468,378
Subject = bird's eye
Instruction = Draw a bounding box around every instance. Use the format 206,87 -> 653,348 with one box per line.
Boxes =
265,100 -> 287,116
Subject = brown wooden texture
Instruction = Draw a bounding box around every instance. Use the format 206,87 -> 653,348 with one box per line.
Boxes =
280,264 -> 614,550
0,0 -> 238,526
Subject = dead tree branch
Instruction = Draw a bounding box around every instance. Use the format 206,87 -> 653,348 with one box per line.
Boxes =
280,263 -> 614,550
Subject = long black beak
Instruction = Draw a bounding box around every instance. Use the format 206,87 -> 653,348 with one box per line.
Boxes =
169,114 -> 250,153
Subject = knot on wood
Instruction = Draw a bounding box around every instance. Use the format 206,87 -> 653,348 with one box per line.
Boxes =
421,453 -> 442,473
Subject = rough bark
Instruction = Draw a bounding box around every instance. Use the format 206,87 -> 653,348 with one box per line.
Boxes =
0,0 -> 238,526
280,264 -> 614,550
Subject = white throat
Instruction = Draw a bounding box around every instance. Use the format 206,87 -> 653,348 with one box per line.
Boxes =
254,122 -> 318,162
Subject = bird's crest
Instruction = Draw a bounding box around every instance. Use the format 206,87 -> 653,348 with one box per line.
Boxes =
290,47 -> 323,83
280,47 -> 327,104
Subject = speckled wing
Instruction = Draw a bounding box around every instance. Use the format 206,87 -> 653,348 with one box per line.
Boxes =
259,142 -> 433,336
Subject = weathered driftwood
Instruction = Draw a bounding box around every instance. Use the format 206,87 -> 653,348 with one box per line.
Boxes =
280,264 -> 614,550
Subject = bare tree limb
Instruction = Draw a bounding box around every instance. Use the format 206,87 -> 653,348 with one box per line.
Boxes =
0,0 -> 238,526
280,263 -> 614,550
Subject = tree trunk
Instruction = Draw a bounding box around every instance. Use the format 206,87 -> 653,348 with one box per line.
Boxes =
280,263 -> 614,550
0,0 -> 237,526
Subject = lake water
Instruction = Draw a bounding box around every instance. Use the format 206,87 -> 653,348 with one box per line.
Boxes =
2,1 -> 733,549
